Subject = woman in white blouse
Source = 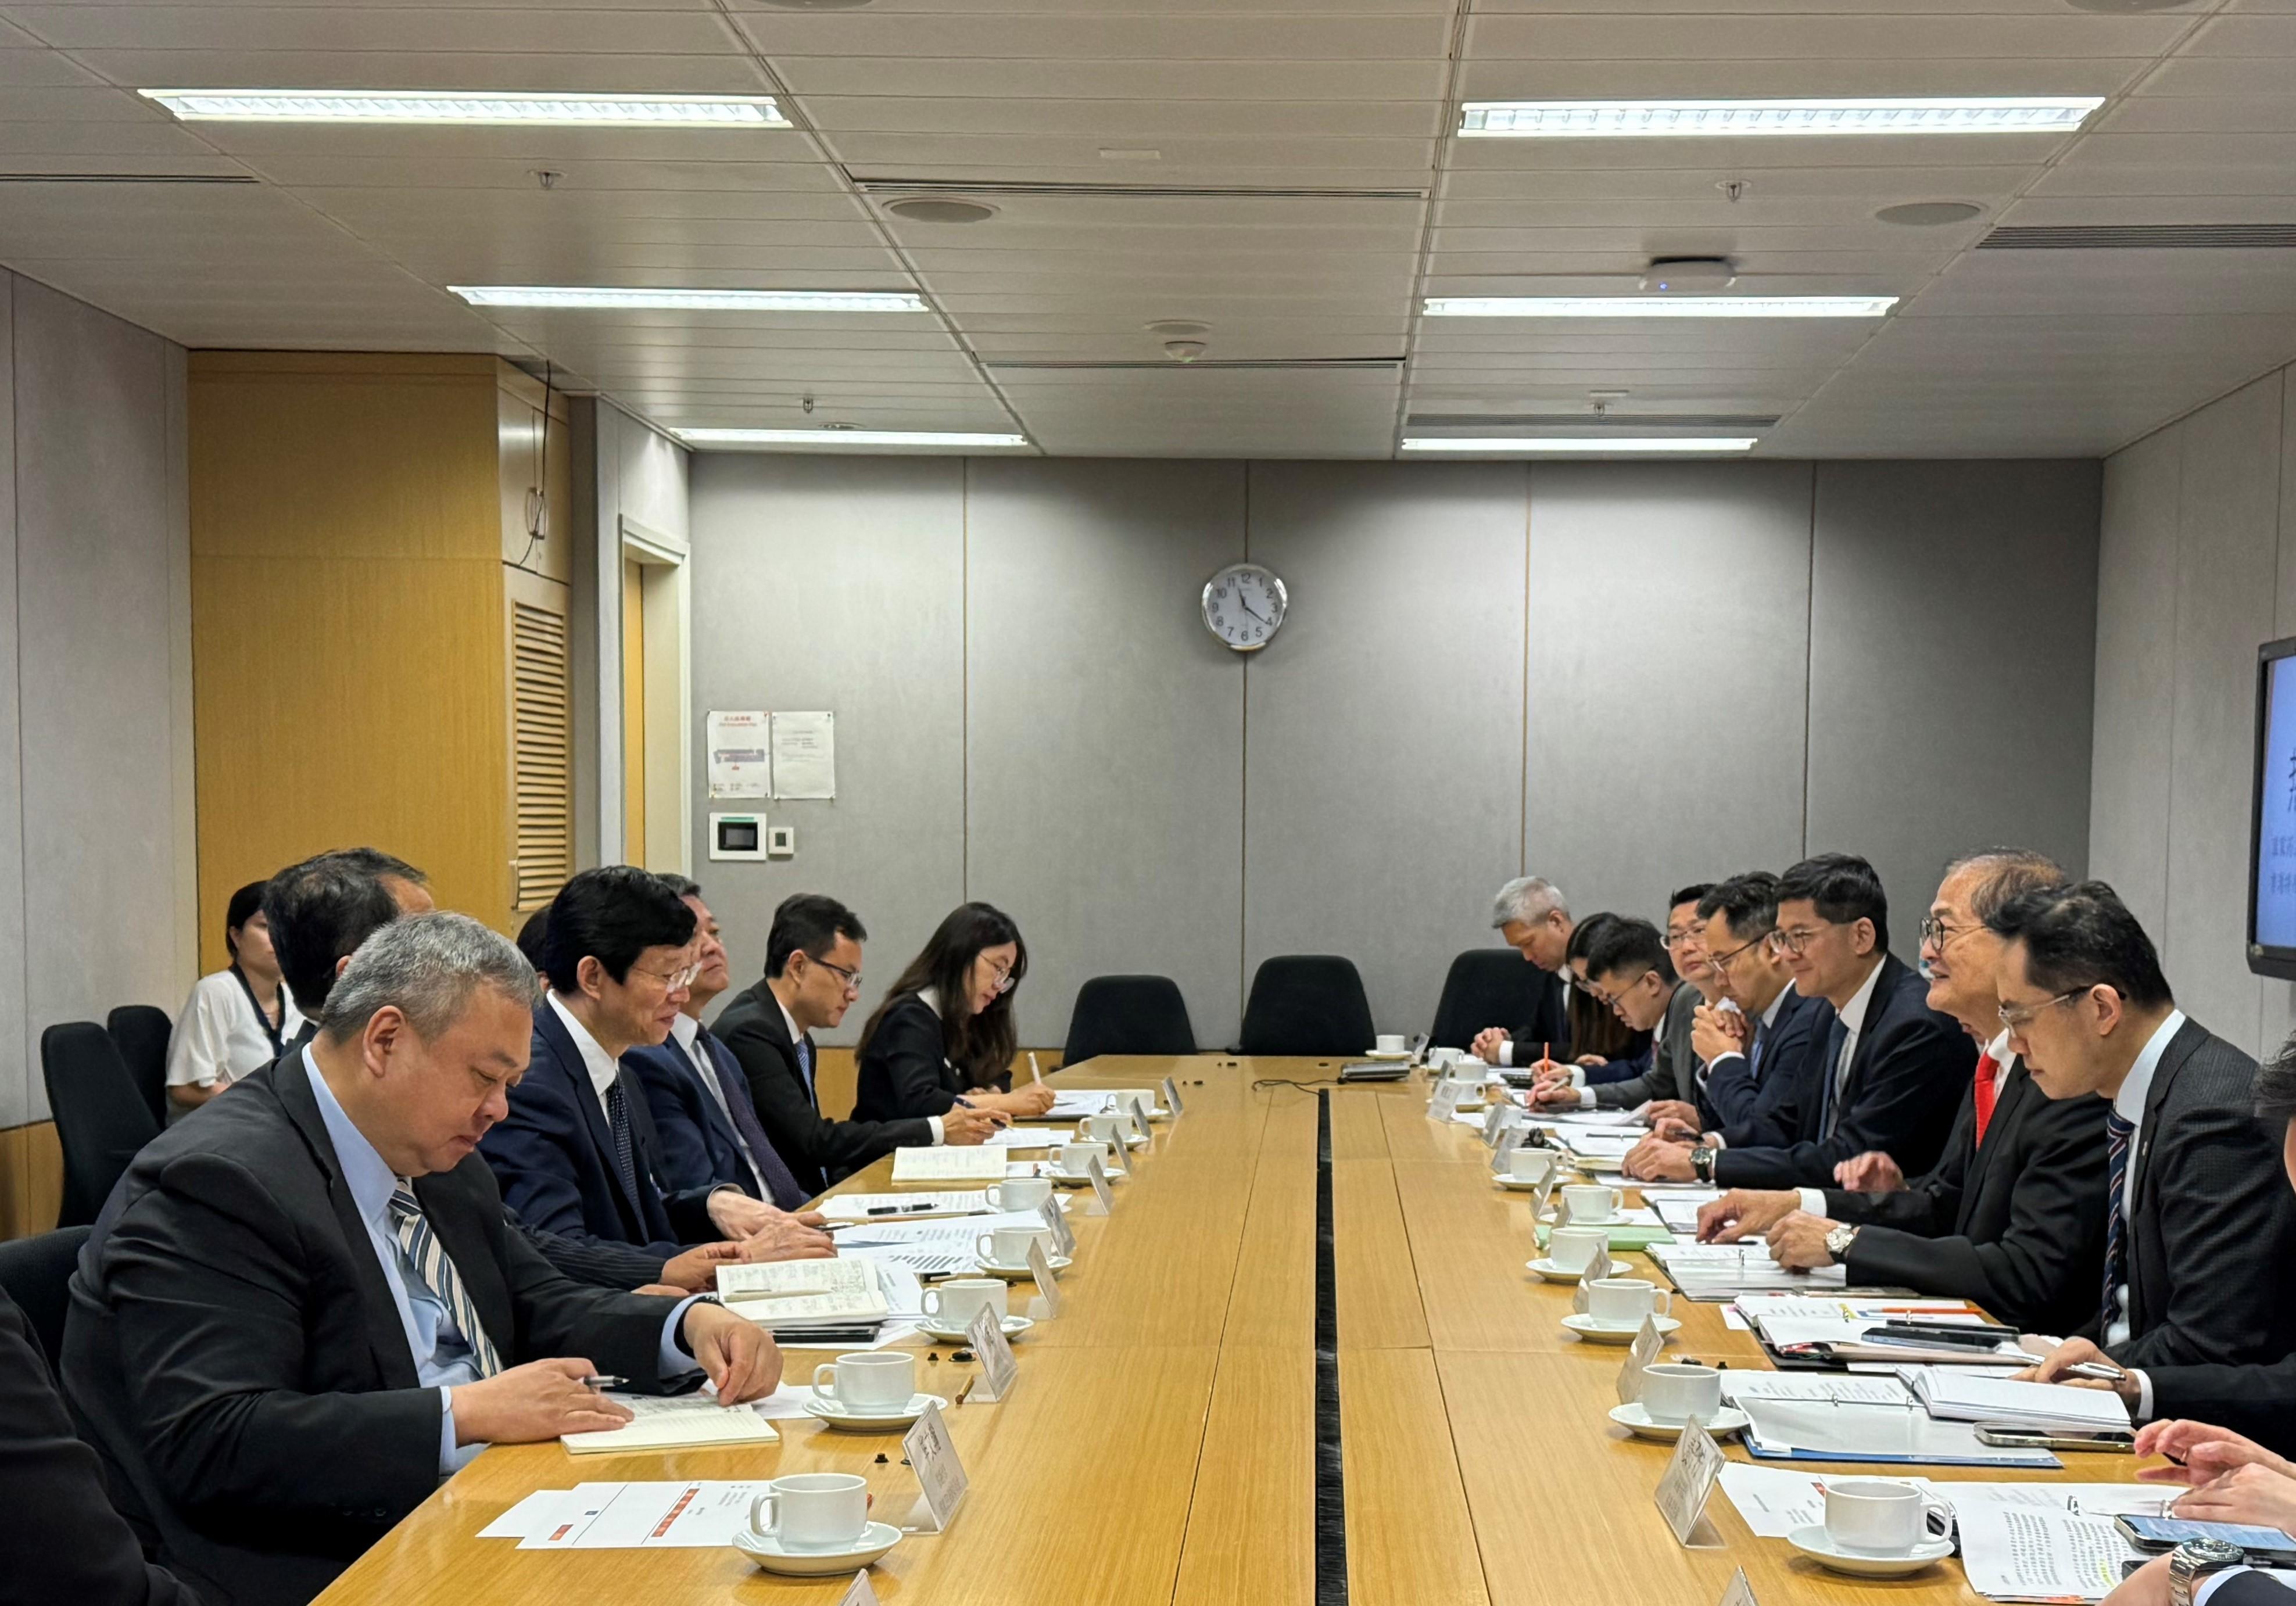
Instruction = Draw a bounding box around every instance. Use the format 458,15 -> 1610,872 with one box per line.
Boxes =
166,879 -> 303,1113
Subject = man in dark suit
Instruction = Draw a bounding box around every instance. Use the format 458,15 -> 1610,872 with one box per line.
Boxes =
1631,855 -> 1975,1188
2007,883 -> 2296,1375
65,913 -> 778,1606
1528,915 -> 1697,1110
1,1289 -> 201,1605
715,893 -> 1003,1194
482,867 -> 767,1259
1470,874 -> 1573,1067
1694,849 -> 2111,1335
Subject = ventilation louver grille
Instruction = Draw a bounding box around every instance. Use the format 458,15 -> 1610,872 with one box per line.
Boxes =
1979,224 -> 2296,249
1407,411 -> 1783,429
510,602 -> 572,913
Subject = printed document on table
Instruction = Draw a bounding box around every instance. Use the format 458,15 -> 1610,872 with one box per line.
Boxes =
479,1489 -> 576,1540
1650,1191 -> 1725,1234
891,1147 -> 1011,1183
821,1191 -> 994,1222
984,1126 -> 1060,1148
1957,1506 -> 2141,1601
1717,1464 -> 1828,1539
1721,1372 -> 1911,1406
769,711 -> 834,799
1921,1481 -> 2170,1519
1652,1243 -> 1847,1297
715,1258 -> 887,1323
518,1481 -> 775,1550
563,1393 -> 779,1454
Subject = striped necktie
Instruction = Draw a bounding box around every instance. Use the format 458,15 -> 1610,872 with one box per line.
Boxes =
387,1183 -> 503,1378
2099,1110 -> 2136,1333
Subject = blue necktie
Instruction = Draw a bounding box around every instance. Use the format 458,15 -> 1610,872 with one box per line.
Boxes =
2100,1110 -> 2135,1333
699,1026 -> 809,1211
387,1184 -> 502,1378
796,1037 -> 816,1107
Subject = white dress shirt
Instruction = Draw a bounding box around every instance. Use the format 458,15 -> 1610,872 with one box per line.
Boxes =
2101,1009 -> 2188,1417
1826,956 -> 1887,1115
547,992 -> 624,1123
166,969 -> 305,1092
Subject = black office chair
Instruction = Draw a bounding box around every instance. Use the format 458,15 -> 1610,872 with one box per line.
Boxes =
1428,948 -> 1554,1051
42,1021 -> 159,1229
1061,976 -> 1197,1066
106,1003 -> 173,1127
1235,955 -> 1376,1057
0,1224 -> 92,1369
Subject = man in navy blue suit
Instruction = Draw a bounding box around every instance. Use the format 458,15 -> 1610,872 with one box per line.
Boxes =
625,876 -> 833,1257
481,867 -> 811,1259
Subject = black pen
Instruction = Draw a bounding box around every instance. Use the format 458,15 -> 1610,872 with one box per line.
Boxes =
866,1203 -> 939,1216
579,1374 -> 628,1390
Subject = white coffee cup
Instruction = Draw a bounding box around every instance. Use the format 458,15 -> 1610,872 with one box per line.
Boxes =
1375,1034 -> 1407,1055
1084,1111 -> 1131,1145
1508,1146 -> 1557,1184
977,1224 -> 1055,1266
1122,1090 -> 1158,1125
1562,1184 -> 1621,1223
919,1277 -> 1008,1330
1058,1140 -> 1111,1176
1549,1224 -> 1609,1273
750,1472 -> 869,1551
811,1352 -> 915,1413
985,1177 -> 1052,1212
1638,1363 -> 1722,1425
1575,1277 -> 1671,1328
1822,1479 -> 1951,1556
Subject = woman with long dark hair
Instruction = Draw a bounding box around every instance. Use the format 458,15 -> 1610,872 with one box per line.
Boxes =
853,901 -> 1058,1123
165,879 -> 303,1114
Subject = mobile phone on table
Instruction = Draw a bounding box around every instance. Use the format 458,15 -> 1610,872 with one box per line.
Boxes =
2115,1516 -> 2296,1565
1973,1425 -> 2136,1452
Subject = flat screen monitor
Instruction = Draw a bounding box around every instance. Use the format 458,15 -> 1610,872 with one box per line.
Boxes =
2249,636 -> 2296,977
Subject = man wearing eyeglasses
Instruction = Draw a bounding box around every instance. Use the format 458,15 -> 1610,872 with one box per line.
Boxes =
481,866 -> 766,1258
1530,905 -> 1702,1112
2002,882 -> 2296,1379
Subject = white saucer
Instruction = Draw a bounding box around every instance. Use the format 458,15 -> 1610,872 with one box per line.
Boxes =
1561,1313 -> 1681,1345
1607,1401 -> 1751,1442
803,1392 -> 949,1432
1552,1213 -> 1625,1228
976,1254 -> 1073,1279
1364,1049 -> 1411,1061
1048,1168 -> 1118,1186
1786,1526 -> 1954,1578
918,1314 -> 1035,1342
734,1520 -> 904,1576
1496,1174 -> 1568,1192
1073,1130 -> 1149,1149
1525,1256 -> 1631,1283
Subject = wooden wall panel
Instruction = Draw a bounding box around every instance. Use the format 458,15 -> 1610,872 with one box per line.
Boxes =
0,1120 -> 62,1239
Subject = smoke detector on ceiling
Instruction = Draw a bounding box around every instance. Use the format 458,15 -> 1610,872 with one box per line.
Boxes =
1162,340 -> 1208,363
883,196 -> 997,224
1639,256 -> 1737,292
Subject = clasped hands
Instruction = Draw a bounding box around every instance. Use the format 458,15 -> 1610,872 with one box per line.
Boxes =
2101,1425 -> 2296,1605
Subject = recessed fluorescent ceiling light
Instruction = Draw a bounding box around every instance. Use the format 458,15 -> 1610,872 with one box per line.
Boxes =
1401,437 -> 1757,454
141,89 -> 787,126
452,286 -> 927,312
1458,98 -> 2101,138
1424,295 -> 1896,318
676,429 -> 1029,449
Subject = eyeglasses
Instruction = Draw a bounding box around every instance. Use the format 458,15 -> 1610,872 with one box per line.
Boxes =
1664,927 -> 1703,951
1997,987 -> 2088,1030
1919,914 -> 1980,951
631,959 -> 703,990
987,962 -> 1016,996
1707,931 -> 1771,972
810,956 -> 864,995
1765,921 -> 1839,958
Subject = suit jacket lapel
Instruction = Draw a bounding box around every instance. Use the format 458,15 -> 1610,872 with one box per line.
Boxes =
535,1005 -> 648,1227
412,1168 -> 513,1360
1960,1056 -> 2022,1205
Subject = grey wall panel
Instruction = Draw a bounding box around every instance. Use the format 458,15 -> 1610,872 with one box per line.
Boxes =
964,459 -> 1246,1051
687,453 -> 967,1044
1242,460 -> 1528,1039
2165,376 -> 2284,1052
0,277 -> 23,1127
1527,461 -> 1814,923
1808,461 -> 2100,954
2090,430 -> 2182,939
10,277 -> 188,1113
2270,369 -> 2296,1059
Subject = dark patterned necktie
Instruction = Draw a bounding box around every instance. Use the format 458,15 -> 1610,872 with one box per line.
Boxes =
796,1037 -> 816,1107
2100,1110 -> 2135,1332
603,1077 -> 642,1202
699,1026 -> 809,1210
388,1183 -> 502,1377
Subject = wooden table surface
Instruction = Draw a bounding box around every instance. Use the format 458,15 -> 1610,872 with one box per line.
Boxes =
314,1056 -> 2147,1606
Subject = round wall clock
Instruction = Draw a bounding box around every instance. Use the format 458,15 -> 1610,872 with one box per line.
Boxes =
1201,562 -> 1288,652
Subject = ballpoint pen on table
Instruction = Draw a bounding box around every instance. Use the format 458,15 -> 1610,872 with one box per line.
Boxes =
579,1375 -> 627,1390
868,1203 -> 940,1216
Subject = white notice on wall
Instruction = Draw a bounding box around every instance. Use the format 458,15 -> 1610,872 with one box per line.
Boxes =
771,711 -> 836,799
706,710 -> 770,798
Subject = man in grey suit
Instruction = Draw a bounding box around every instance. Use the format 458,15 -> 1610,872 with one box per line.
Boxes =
1527,915 -> 1699,1110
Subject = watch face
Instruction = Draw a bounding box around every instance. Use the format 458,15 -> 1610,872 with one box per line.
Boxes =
1202,564 -> 1287,651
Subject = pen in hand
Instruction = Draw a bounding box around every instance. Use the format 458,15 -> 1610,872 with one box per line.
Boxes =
579,1375 -> 628,1391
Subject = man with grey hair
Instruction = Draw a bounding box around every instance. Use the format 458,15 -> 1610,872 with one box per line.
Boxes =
1471,873 -> 1573,1067
67,913 -> 780,1606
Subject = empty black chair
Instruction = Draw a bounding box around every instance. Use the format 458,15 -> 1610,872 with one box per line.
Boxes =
106,1003 -> 173,1127
1235,955 -> 1376,1057
0,1224 -> 92,1368
42,1022 -> 159,1229
1061,976 -> 1197,1066
1428,948 -> 1558,1051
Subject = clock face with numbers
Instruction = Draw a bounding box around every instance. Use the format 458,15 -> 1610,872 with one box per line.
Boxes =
1201,563 -> 1288,652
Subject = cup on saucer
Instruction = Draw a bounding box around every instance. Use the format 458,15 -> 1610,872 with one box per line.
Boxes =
1638,1363 -> 1721,1425
986,1177 -> 1053,1212
976,1224 -> 1054,1267
920,1278 -> 1007,1332
1824,1479 -> 1952,1556
1560,1184 -> 1621,1224
1507,1146 -> 1557,1186
749,1474 -> 869,1553
811,1352 -> 915,1415
1573,1277 -> 1670,1328
1056,1139 -> 1111,1177
1548,1224 -> 1610,1275
1083,1111 -> 1131,1145
1374,1034 -> 1407,1055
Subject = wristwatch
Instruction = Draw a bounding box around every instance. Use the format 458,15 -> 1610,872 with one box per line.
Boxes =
2168,1537 -> 2245,1606
1823,1223 -> 1860,1262
1690,1146 -> 1715,1182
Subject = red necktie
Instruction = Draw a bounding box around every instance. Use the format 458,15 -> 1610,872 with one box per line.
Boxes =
1971,1052 -> 2001,1148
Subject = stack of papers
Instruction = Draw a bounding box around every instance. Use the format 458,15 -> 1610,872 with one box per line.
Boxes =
1718,1464 -> 2165,1542
562,1393 -> 781,1454
820,1190 -> 993,1222
833,1209 -> 1056,1280
1733,1393 -> 2059,1467
1650,1243 -> 1847,1299
716,1258 -> 889,1334
1905,1368 -> 2133,1432
1958,1506 -> 2143,1601
1649,1191 -> 1725,1235
1733,1295 -> 2022,1365
890,1147 -> 1013,1183
493,1481 -> 781,1550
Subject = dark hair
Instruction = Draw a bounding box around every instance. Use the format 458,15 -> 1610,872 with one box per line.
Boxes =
1776,852 -> 1890,952
539,865 -> 696,994
1985,880 -> 2173,1012
1566,911 -> 1620,965
223,879 -> 270,959
655,873 -> 702,901
263,850 -> 412,1014
1585,915 -> 1675,987
2256,1032 -> 2296,1125
1944,847 -> 2066,924
859,902 -> 1026,1086
767,893 -> 869,978
515,907 -> 551,970
1668,883 -> 1715,912
1696,872 -> 1781,943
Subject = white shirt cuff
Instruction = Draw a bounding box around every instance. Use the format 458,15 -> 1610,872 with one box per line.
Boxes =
1799,1188 -> 1828,1215
439,1385 -> 480,1474
658,1295 -> 707,1378
2133,1368 -> 2155,1422
1567,1067 -> 1586,1088
1709,1050 -> 1745,1065
1500,1041 -> 1516,1066
927,1114 -> 944,1144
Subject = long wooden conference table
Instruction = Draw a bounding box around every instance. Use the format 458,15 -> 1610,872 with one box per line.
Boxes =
316,1055 -> 2147,1606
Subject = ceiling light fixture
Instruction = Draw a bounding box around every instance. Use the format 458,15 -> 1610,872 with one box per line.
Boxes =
1875,200 -> 1985,226
1458,98 -> 2102,138
883,197 -> 998,224
1424,295 -> 1896,318
141,89 -> 788,127
1400,437 -> 1758,454
675,428 -> 1030,449
452,286 -> 927,312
